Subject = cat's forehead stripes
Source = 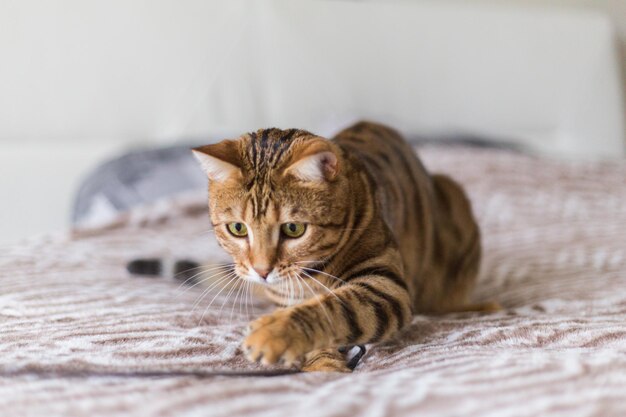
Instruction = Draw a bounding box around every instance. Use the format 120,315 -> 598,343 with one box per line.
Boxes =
246,128 -> 300,172
247,186 -> 273,218
243,194 -> 281,225
243,128 -> 310,218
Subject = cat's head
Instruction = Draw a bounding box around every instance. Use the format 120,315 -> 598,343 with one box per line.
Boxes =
192,128 -> 349,288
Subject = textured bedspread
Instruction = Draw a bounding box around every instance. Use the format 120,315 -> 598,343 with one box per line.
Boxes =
2,146 -> 626,417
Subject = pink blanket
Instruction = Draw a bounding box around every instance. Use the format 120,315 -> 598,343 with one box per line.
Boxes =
1,146 -> 625,416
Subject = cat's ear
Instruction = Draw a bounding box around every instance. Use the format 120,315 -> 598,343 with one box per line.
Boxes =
284,142 -> 339,182
192,140 -> 242,182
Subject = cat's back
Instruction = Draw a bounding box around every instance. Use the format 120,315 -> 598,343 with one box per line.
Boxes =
333,121 -> 431,191
331,120 -> 430,188
332,121 -> 417,164
331,121 -> 434,247
333,121 -> 481,312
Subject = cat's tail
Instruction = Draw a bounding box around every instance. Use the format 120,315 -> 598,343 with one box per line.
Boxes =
126,258 -> 201,283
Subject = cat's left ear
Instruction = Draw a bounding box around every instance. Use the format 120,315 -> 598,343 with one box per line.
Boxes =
284,141 -> 340,182
192,140 -> 242,182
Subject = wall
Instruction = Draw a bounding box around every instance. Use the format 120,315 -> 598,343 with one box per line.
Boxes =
456,0 -> 626,99
0,0 -> 624,244
0,0 -> 238,243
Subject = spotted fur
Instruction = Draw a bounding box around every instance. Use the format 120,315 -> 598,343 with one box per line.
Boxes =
192,121 -> 495,371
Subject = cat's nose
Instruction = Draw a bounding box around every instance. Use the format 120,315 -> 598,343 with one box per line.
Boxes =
253,266 -> 271,279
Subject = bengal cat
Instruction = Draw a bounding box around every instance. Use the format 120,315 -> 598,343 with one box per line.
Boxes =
191,121 -> 498,372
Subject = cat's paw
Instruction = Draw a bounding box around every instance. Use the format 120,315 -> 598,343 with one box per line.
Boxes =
301,358 -> 352,373
242,311 -> 311,366
301,349 -> 352,373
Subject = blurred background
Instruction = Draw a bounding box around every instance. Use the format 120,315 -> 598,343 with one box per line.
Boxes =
0,0 -> 624,244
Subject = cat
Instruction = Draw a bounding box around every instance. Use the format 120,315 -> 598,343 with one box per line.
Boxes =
188,121 -> 499,372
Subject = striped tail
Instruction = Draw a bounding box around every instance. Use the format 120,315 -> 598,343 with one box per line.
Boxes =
126,258 -> 201,283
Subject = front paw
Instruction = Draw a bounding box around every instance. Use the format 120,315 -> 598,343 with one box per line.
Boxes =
242,310 -> 311,366
301,348 -> 352,373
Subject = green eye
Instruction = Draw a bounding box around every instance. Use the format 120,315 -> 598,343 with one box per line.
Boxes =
281,222 -> 307,238
226,222 -> 248,237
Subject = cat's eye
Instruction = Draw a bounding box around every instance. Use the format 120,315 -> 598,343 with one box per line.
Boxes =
281,222 -> 307,238
226,222 -> 248,237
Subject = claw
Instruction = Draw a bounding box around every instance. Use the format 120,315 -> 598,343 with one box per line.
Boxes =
346,345 -> 367,370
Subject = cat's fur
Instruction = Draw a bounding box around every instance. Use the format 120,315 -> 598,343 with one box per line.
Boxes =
192,121 -> 496,372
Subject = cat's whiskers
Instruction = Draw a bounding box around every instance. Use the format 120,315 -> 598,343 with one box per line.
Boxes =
300,267 -> 346,287
175,267 -> 235,299
197,273 -> 240,324
235,276 -> 254,322
286,275 -> 292,305
175,269 -> 234,303
300,270 -> 343,304
286,272 -> 296,306
248,281 -> 252,320
287,272 -> 301,306
216,274 -> 243,320
243,279 -> 253,322
294,273 -> 305,303
294,271 -> 336,332
282,276 -> 289,305
173,261 -> 233,284
229,276 -> 246,323
242,280 -> 252,320
172,262 -> 228,280
241,280 -> 249,321
190,272 -> 236,312
276,276 -> 285,306
289,275 -> 297,305
236,279 -> 248,321
177,273 -> 225,299
175,264 -> 235,294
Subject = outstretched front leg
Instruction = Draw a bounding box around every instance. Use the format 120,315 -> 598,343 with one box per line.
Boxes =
242,268 -> 412,370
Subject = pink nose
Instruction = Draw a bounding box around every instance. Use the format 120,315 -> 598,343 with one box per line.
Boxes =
253,267 -> 270,279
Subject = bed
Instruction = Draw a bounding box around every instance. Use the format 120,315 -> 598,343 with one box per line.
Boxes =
2,144 -> 625,416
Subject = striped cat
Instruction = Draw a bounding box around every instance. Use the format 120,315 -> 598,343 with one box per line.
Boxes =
191,121 -> 498,372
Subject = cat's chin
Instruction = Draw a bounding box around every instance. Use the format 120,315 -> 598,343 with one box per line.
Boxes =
261,276 -> 287,287
239,273 -> 284,287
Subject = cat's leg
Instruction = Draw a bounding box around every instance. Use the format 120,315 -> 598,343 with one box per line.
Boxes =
425,174 -> 501,315
301,348 -> 351,373
242,271 -> 411,368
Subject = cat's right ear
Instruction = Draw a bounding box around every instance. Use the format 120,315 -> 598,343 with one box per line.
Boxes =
192,140 -> 242,182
